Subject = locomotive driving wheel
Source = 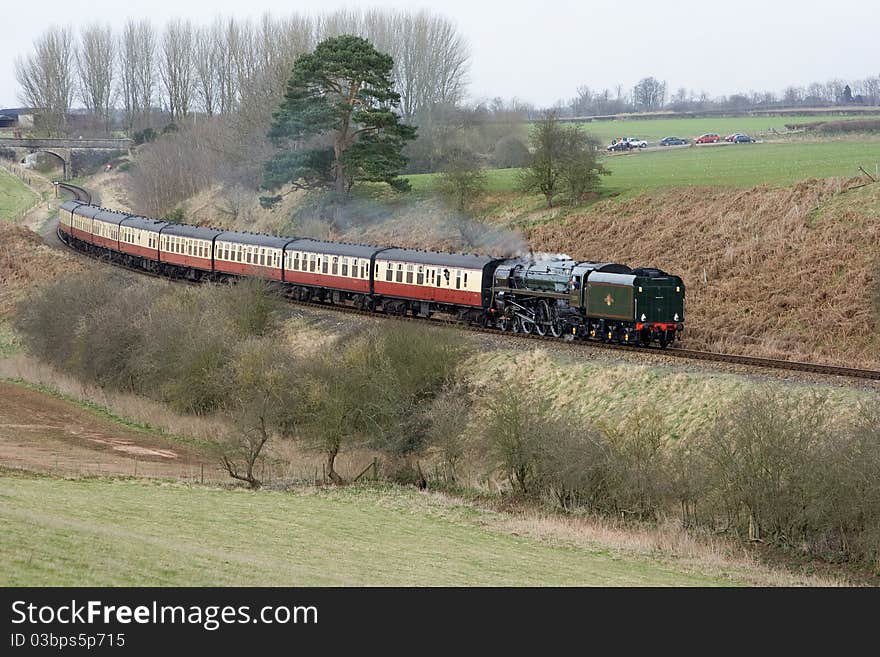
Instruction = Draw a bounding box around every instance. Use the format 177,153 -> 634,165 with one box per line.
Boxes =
534,301 -> 548,336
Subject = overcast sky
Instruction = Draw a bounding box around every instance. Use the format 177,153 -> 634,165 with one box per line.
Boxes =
2,0 -> 877,109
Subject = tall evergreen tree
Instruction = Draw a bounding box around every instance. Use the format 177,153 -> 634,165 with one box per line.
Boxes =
261,35 -> 415,205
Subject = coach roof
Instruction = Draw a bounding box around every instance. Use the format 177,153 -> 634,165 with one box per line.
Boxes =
286,238 -> 382,260
120,215 -> 169,232
215,231 -> 294,249
161,223 -> 224,240
94,209 -> 134,225
378,248 -> 499,269
71,204 -> 104,219
60,200 -> 84,213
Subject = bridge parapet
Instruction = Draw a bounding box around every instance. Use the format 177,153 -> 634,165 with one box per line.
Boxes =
1,137 -> 133,149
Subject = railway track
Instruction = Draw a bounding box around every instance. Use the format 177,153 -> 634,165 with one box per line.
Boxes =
57,182 -> 91,204
54,183 -> 880,382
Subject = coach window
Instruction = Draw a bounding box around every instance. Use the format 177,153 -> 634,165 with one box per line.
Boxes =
322,258 -> 328,274
332,256 -> 339,275
294,253 -> 300,270
417,266 -> 424,285
456,271 -> 461,289
341,257 -> 349,276
385,263 -> 393,282
436,269 -> 442,287
406,265 -> 414,284
464,272 -> 469,288
396,264 -> 403,283
308,255 -> 315,272
430,269 -> 435,285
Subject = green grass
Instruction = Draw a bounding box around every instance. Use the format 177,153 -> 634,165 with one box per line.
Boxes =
0,474 -> 736,586
0,321 -> 19,357
405,140 -> 880,197
571,114 -> 880,144
0,167 -> 38,220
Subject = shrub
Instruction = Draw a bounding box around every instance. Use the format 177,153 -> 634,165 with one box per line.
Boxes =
492,135 -> 530,169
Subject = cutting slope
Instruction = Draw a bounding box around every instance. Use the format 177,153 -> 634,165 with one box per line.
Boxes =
529,179 -> 880,366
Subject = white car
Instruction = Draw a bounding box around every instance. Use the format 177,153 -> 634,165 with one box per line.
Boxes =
623,137 -> 648,148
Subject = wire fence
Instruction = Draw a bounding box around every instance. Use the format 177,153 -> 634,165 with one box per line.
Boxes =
1,162 -> 48,222
8,455 -> 388,489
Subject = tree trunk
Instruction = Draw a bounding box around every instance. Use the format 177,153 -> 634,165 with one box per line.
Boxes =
326,449 -> 344,485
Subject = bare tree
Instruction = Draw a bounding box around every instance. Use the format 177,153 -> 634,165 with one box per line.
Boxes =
119,19 -> 157,132
632,76 -> 666,112
193,24 -> 221,116
15,27 -> 75,135
436,146 -> 487,212
159,19 -> 195,120
77,24 -> 115,133
220,339 -> 301,489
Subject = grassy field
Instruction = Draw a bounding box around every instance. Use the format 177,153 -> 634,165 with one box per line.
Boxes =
0,167 -> 38,220
405,139 -> 880,197
0,474 -> 737,586
571,114 -> 880,144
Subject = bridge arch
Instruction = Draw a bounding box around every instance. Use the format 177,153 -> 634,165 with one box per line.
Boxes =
28,149 -> 69,180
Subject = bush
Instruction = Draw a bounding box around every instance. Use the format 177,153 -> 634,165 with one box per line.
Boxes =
492,135 -> 530,168
16,274 -> 287,414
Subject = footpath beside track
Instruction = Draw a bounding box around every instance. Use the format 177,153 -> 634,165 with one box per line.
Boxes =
54,183 -> 880,382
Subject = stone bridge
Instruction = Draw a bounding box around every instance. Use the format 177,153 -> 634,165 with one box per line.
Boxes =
1,137 -> 133,180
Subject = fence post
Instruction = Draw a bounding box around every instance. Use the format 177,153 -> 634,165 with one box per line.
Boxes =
200,463 -> 204,485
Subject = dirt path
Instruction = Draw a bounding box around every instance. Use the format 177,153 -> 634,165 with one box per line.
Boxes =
0,381 -> 222,480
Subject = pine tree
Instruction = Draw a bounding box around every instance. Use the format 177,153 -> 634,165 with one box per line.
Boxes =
261,35 -> 416,206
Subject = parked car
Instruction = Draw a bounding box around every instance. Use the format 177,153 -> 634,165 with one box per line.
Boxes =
724,133 -> 739,142
607,137 -> 648,151
659,136 -> 688,146
732,134 -> 755,143
695,133 -> 721,144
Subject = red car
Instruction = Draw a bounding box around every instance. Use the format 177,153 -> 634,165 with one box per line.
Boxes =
695,133 -> 720,144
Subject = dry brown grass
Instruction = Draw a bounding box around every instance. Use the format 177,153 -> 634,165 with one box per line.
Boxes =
528,179 -> 880,368
0,224 -> 86,315
486,511 -> 849,586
